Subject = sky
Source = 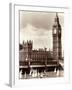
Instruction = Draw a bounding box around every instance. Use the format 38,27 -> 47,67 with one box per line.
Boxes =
20,11 -> 64,53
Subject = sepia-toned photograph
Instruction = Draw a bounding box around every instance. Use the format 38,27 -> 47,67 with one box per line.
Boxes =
19,10 -> 64,79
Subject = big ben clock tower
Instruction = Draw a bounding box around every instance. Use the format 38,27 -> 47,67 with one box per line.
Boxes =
52,13 -> 62,62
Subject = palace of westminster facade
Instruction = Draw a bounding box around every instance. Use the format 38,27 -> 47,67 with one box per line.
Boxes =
19,13 -> 62,71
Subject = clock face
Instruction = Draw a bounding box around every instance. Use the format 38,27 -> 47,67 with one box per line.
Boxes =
53,29 -> 56,34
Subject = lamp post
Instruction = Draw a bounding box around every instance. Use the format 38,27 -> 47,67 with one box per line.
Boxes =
45,55 -> 47,76
25,55 -> 31,78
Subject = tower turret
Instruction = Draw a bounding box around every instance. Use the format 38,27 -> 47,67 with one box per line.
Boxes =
52,13 -> 62,61
23,40 -> 33,61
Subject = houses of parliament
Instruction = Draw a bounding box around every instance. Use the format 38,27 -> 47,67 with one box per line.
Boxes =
19,13 -> 63,74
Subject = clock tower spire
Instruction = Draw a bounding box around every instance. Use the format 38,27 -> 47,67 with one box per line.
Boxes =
52,13 -> 62,62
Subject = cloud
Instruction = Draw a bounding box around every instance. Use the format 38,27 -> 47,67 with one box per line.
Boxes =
20,24 -> 53,50
20,11 -> 64,30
